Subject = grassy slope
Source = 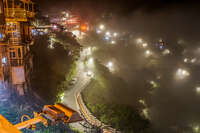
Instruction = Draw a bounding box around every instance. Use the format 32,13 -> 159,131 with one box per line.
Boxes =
82,61 -> 153,133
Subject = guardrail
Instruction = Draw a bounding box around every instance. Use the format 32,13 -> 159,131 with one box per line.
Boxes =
77,93 -> 120,133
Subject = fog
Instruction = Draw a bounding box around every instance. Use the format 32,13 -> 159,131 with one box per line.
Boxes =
35,0 -> 200,132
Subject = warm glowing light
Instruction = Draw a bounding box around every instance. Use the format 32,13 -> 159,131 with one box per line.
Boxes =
136,38 -> 143,43
72,30 -> 80,36
193,125 -> 199,133
142,108 -> 150,119
145,50 -> 151,56
142,43 -> 148,48
184,58 -> 188,63
99,24 -> 105,30
88,57 -> 93,64
106,61 -> 114,72
162,49 -> 170,55
196,87 -> 200,94
191,58 -> 197,63
87,71 -> 94,77
107,62 -> 113,68
176,68 -> 190,79
113,32 -> 118,37
81,25 -> 87,31
53,25 -> 57,30
106,31 -> 111,36
111,40 -> 116,44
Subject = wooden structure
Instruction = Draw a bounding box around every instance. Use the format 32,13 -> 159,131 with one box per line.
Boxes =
0,0 -> 35,95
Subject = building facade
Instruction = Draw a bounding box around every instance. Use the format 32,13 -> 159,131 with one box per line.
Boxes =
0,0 -> 35,95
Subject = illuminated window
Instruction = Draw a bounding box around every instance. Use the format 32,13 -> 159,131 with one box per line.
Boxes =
10,52 -> 16,58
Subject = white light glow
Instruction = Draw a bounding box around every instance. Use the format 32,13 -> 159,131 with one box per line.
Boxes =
184,58 -> 188,63
106,31 -> 111,36
162,49 -> 170,55
53,25 -> 57,29
142,43 -> 148,48
111,40 -> 116,44
113,32 -> 118,37
105,36 -> 110,40
191,58 -> 197,63
96,30 -> 101,34
108,62 -> 113,68
176,68 -> 190,79
106,61 -> 114,72
145,50 -> 151,56
87,71 -> 94,77
196,87 -> 200,94
136,38 -> 143,44
88,57 -> 93,64
99,24 -> 105,30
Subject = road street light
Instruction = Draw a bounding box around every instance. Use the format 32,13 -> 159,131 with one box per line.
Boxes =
113,32 -> 118,37
175,68 -> 190,79
196,87 -> 200,94
145,50 -> 151,56
106,61 -> 114,72
107,61 -> 113,68
111,40 -> 116,44
88,57 -> 93,64
106,31 -> 111,36
96,30 -> 101,34
142,43 -> 148,48
87,71 -> 94,78
105,36 -> 110,40
162,49 -> 170,55
99,24 -> 105,30
136,38 -> 143,44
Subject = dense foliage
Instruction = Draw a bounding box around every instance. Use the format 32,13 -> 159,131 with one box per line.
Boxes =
31,32 -> 80,103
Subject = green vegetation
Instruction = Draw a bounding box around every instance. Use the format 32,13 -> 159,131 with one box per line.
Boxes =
31,32 -> 80,103
56,61 -> 78,103
82,61 -> 154,133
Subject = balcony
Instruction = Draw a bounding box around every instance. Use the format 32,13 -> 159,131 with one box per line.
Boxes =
5,8 -> 35,21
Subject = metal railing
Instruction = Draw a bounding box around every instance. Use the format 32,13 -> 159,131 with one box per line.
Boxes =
77,93 -> 120,133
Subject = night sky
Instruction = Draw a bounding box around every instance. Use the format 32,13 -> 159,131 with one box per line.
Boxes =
34,0 -> 200,15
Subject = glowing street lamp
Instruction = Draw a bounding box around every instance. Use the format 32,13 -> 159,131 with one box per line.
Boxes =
193,125 -> 200,133
99,24 -> 105,30
196,87 -> 200,94
106,61 -> 114,72
113,32 -> 118,37
87,70 -> 94,77
88,57 -> 94,65
105,36 -> 110,40
175,68 -> 190,79
162,49 -> 171,56
145,50 -> 151,56
191,58 -> 197,63
184,58 -> 188,63
96,30 -> 101,34
106,31 -> 111,36
136,38 -> 143,44
52,25 -> 57,30
142,43 -> 148,48
111,40 -> 116,44
107,61 -> 113,68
